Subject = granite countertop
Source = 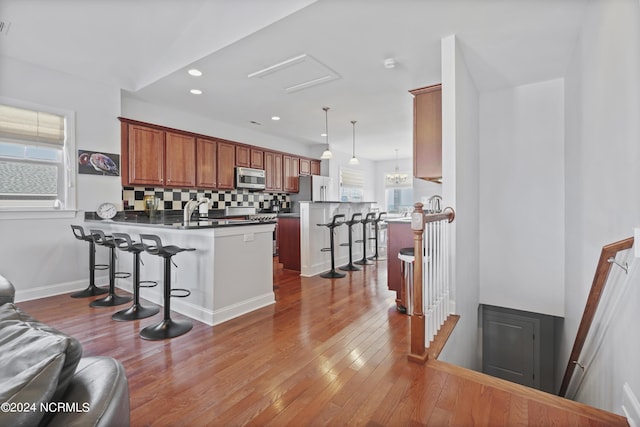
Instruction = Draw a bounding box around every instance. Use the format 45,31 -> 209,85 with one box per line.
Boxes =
84,210 -> 275,230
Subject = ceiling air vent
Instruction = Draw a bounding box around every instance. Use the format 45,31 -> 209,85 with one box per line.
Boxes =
0,21 -> 12,36
248,54 -> 340,94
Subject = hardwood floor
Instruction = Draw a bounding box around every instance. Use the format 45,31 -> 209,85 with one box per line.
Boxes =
17,259 -> 626,426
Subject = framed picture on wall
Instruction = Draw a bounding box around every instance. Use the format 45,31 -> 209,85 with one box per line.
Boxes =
77,150 -> 120,176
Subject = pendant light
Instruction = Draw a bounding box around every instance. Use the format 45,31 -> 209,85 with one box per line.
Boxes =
320,107 -> 333,159
348,120 -> 360,165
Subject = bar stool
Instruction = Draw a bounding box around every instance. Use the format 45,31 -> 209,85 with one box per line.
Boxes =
139,234 -> 195,340
70,225 -> 109,298
111,233 -> 160,321
317,214 -> 346,278
339,213 -> 363,272
89,230 -> 133,308
398,247 -> 414,315
354,212 -> 376,266
368,212 -> 387,261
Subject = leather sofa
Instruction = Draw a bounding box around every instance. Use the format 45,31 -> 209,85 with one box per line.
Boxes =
0,274 -> 130,426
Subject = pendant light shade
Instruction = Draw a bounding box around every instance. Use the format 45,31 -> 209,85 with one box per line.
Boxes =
348,120 -> 359,165
320,107 -> 333,159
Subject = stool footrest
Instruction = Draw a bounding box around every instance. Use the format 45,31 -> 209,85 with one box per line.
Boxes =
171,288 -> 191,298
94,264 -> 109,271
355,239 -> 364,243
339,243 -> 350,247
139,280 -> 158,288
114,272 -> 131,279
320,248 -> 332,252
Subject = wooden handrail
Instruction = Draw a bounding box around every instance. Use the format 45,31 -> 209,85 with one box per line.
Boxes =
408,202 -> 455,364
558,236 -> 634,397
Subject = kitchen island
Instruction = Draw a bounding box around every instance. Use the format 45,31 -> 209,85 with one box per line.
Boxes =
85,214 -> 275,326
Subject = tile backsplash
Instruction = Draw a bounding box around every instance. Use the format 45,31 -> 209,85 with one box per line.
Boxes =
122,186 -> 290,211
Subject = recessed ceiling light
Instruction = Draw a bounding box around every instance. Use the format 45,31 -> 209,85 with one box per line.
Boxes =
188,69 -> 202,77
190,89 -> 202,95
320,133 -> 327,137
271,116 -> 280,121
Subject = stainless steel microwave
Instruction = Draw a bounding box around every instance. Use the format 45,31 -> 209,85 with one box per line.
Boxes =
235,167 -> 266,190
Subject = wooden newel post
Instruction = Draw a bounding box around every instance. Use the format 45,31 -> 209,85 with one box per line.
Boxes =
408,202 -> 428,364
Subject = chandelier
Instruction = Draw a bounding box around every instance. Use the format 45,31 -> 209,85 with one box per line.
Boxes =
385,149 -> 409,185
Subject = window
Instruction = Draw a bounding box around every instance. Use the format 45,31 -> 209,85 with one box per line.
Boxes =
340,167 -> 364,202
384,170 -> 413,214
0,99 -> 76,215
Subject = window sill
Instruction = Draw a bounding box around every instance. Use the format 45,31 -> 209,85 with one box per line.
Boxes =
0,209 -> 79,220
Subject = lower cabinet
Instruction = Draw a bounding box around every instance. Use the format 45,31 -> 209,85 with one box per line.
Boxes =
482,304 -> 556,393
277,217 -> 300,271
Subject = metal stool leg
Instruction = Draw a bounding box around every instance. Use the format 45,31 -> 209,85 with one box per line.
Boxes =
140,255 -> 192,340
91,245 -> 132,307
70,230 -> 108,298
320,226 -> 346,278
112,252 -> 159,321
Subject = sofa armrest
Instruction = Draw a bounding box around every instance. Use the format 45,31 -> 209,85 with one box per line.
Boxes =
0,275 -> 15,306
46,357 -> 130,427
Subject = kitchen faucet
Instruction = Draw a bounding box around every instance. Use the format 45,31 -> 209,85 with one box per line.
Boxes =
428,195 -> 442,213
183,198 -> 208,223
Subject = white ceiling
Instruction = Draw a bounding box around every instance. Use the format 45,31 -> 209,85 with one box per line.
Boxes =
0,0 -> 589,160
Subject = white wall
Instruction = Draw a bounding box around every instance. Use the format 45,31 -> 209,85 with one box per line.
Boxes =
122,95 -> 315,158
438,35 -> 481,370
0,57 -> 122,299
561,0 -> 640,414
479,79 -> 565,317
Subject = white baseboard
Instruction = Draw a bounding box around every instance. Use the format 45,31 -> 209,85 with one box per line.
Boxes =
15,275 -> 109,302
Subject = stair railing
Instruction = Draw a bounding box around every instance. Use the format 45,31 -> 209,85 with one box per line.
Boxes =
558,236 -> 635,397
408,202 -> 455,363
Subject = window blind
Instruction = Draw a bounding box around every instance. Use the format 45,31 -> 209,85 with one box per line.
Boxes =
340,167 -> 364,188
0,104 -> 65,145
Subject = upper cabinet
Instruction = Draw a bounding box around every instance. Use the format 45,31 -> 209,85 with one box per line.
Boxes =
299,158 -> 311,176
123,124 -> 165,186
410,84 -> 442,181
250,148 -> 264,169
310,160 -> 321,176
283,155 -> 300,193
264,151 -> 283,192
165,132 -> 196,188
217,141 -> 236,190
196,138 -> 217,188
235,145 -> 250,167
119,117 -> 321,192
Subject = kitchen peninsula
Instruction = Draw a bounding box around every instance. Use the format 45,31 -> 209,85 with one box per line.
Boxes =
299,201 -> 376,277
85,214 -> 275,326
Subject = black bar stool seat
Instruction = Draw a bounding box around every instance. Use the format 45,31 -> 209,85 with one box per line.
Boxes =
368,212 -> 387,261
70,225 -> 109,298
89,230 -> 133,308
111,233 -> 160,321
354,212 -> 376,265
317,214 -> 346,278
339,213 -> 362,272
139,234 -> 195,340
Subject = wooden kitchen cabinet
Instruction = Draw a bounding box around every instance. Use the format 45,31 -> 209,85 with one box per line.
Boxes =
235,145 -> 250,167
217,141 -> 236,189
278,216 -> 300,271
310,160 -> 321,175
299,158 -> 311,175
196,138 -> 217,188
264,151 -> 283,192
410,84 -> 442,181
250,149 -> 264,169
122,123 -> 165,186
283,155 -> 299,193
165,131 -> 196,188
